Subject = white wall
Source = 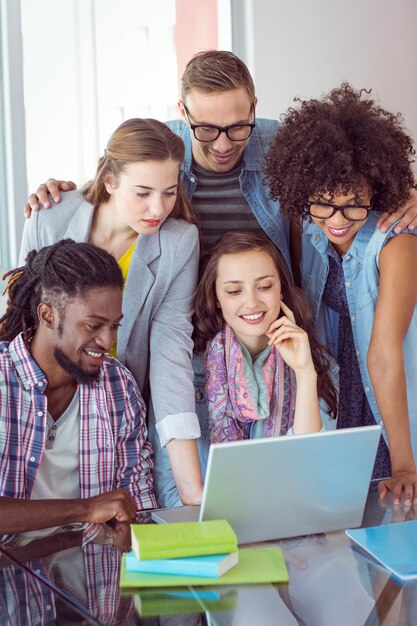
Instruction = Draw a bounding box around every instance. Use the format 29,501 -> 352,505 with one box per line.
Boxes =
235,0 -> 417,166
20,0 -> 179,193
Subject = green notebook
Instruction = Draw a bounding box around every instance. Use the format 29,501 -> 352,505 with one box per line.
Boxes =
131,519 -> 237,560
121,546 -> 288,588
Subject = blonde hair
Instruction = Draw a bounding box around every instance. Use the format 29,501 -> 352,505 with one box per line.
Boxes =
181,50 -> 255,101
83,118 -> 195,224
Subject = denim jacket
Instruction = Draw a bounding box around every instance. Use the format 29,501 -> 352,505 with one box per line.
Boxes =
300,211 -> 417,454
166,118 -> 291,273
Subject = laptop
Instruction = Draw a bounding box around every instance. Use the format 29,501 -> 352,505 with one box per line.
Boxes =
152,425 -> 381,544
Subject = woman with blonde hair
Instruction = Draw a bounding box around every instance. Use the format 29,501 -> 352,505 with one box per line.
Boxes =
20,118 -> 203,507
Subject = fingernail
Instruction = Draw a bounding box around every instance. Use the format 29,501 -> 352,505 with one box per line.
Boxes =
380,226 -> 387,234
394,226 -> 401,234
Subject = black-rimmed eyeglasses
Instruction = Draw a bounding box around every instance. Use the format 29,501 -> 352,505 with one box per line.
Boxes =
182,103 -> 255,142
305,199 -> 373,222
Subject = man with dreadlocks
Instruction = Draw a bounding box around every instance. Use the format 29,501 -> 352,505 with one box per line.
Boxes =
0,239 -> 156,537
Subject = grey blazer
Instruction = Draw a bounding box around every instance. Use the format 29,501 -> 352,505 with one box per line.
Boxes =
20,190 -> 200,446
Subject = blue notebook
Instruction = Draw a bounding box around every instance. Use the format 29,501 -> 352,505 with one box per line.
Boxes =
125,550 -> 238,578
346,519 -> 417,581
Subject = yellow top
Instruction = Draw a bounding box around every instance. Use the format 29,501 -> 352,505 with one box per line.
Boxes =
108,240 -> 136,358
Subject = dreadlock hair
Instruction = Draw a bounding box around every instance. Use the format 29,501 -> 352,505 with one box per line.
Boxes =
0,239 -> 123,343
193,231 -> 338,419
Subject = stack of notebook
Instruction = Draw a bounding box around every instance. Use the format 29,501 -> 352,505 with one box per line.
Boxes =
121,519 -> 288,589
126,519 -> 239,578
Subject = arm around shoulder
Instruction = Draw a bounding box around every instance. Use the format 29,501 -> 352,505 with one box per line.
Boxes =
19,189 -> 88,266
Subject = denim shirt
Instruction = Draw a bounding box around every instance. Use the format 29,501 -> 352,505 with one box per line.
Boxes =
166,118 -> 291,273
300,211 -> 417,454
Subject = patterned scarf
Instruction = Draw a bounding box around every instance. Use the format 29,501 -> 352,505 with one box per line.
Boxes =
205,325 -> 296,443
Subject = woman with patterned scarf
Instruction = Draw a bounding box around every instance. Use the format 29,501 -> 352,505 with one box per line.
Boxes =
193,231 -> 338,443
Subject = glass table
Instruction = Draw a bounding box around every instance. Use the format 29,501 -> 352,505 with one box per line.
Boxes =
1,483 -> 416,625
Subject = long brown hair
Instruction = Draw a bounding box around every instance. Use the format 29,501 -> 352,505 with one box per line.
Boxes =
194,231 -> 337,418
83,118 -> 195,224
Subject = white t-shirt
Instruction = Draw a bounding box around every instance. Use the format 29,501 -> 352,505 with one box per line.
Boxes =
19,389 -> 82,543
31,388 -> 81,501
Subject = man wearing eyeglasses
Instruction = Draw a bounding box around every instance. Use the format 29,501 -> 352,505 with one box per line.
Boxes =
169,50 -> 292,268
24,51 -> 292,273
22,51 -> 293,508
23,51 -> 417,508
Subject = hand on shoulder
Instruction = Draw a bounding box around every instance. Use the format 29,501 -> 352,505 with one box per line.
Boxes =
24,178 -> 77,218
377,186 -> 417,234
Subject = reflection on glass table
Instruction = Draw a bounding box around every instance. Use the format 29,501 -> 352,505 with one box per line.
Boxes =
0,527 -> 131,625
0,482 -> 417,625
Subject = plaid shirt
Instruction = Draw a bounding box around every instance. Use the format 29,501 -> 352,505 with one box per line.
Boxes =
0,333 -> 156,512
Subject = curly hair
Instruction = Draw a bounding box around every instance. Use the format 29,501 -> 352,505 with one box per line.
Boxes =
264,83 -> 415,222
194,231 -> 338,418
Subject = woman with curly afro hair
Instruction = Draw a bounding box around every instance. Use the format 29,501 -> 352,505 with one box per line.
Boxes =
265,83 -> 417,505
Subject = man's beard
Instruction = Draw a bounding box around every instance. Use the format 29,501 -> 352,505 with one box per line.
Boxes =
54,346 -> 101,384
